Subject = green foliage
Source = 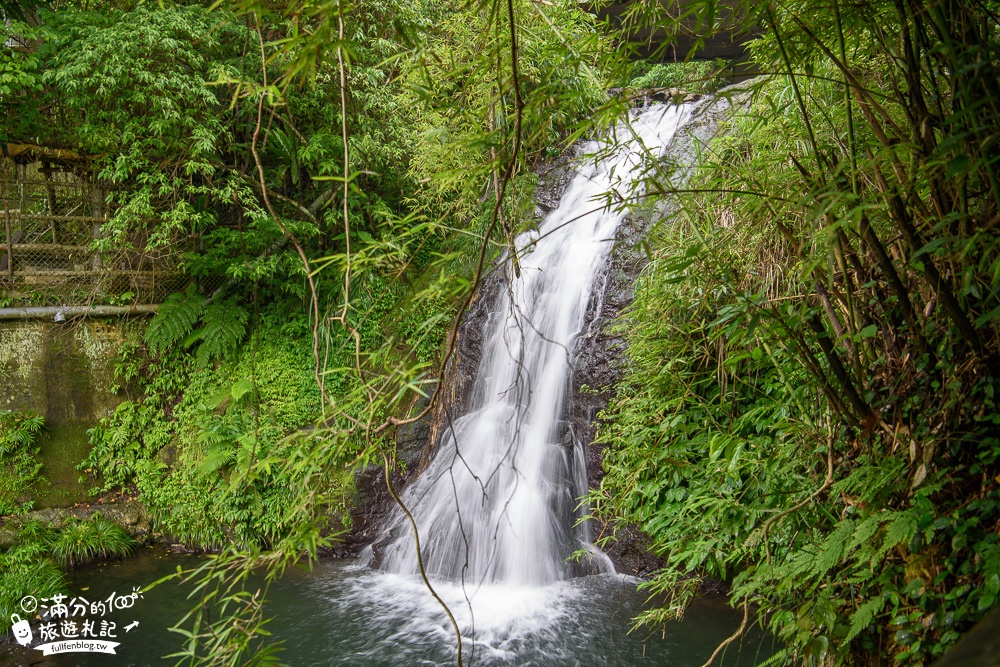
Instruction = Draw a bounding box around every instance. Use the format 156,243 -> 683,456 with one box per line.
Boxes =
0,531 -> 66,633
627,61 -> 722,93
40,6 -> 239,163
397,291 -> 453,364
10,0 -> 612,663
404,0 -> 607,225
162,547 -> 286,667
594,1 -> 1000,662
0,517 -> 134,633
86,309 -> 330,548
146,288 -> 249,366
145,287 -> 207,355
0,412 -> 45,516
189,302 -> 250,367
49,514 -> 136,568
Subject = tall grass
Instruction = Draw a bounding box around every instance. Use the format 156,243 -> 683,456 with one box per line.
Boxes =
50,514 -> 137,567
0,516 -> 138,632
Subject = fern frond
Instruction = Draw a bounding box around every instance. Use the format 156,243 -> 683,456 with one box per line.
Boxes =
754,647 -> 789,667
872,511 -> 918,565
194,302 -> 249,366
145,286 -> 206,354
814,519 -> 854,576
846,596 -> 884,642
198,442 -> 235,476
848,516 -> 882,556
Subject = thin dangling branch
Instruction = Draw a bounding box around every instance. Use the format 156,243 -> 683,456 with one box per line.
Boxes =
328,11 -> 373,406
250,13 -> 328,413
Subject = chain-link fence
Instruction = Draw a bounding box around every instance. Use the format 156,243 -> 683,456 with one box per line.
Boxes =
1,155 -> 222,307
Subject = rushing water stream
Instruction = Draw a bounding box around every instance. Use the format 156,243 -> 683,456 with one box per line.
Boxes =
4,103 -> 777,666
369,103 -> 694,586
14,548 -> 770,666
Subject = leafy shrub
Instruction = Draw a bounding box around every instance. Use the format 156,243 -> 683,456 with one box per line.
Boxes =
627,61 -> 721,93
596,30 -> 1000,663
85,309 -> 327,549
50,514 -> 136,568
0,517 -> 136,632
145,288 -> 248,367
0,412 -> 45,515
1,522 -> 64,633
145,287 -> 207,355
0,545 -> 66,633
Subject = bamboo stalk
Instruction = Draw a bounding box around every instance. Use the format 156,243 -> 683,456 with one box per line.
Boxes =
858,212 -> 935,364
807,313 -> 872,422
869,158 -> 982,355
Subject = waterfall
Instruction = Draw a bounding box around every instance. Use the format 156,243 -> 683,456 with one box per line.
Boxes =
369,103 -> 694,588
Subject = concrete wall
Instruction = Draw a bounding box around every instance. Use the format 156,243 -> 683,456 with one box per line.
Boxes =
0,320 -> 127,507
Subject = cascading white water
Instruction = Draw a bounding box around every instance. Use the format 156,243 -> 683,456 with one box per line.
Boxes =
371,103 -> 694,589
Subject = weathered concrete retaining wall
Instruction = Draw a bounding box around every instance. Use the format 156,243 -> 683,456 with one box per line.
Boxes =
0,320 -> 123,419
0,319 -> 127,507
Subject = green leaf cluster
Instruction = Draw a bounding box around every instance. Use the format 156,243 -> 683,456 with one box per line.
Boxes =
0,517 -> 136,633
595,1 -> 1000,662
0,411 -> 45,516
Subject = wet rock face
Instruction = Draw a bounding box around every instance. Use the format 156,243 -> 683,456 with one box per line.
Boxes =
418,271 -> 507,474
328,462 -> 402,558
395,394 -> 432,474
567,96 -> 734,576
345,97 -> 737,571
328,392 -> 437,559
337,277 -> 510,560
0,500 -> 152,548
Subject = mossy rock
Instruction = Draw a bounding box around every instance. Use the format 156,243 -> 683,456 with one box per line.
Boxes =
0,500 -> 152,548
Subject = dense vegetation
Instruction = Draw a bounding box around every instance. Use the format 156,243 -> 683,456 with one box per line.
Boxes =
3,0 -> 598,542
0,516 -> 135,632
2,0 -> 998,665
594,1 -> 1000,665
0,411 -> 45,515
1,0 -> 610,652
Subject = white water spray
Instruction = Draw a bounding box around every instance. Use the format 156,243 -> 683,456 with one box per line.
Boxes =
369,103 -> 694,590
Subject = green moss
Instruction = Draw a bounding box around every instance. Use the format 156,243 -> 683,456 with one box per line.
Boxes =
0,322 -> 131,511
34,423 -> 94,509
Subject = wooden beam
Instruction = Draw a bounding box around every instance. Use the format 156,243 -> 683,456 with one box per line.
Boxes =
10,244 -> 92,253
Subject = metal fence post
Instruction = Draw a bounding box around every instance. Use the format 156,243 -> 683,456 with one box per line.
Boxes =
3,180 -> 13,282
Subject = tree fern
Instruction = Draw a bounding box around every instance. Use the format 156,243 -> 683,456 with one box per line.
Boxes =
145,286 -> 206,354
191,301 -> 249,366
